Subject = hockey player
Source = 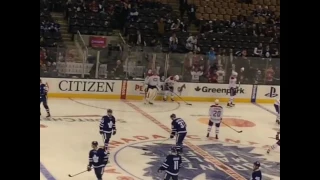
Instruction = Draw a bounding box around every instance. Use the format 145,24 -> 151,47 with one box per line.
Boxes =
163,75 -> 179,101
87,141 -> 109,180
158,147 -> 182,180
143,70 -> 153,103
227,71 -> 238,107
250,161 -> 262,180
267,131 -> 280,154
40,79 -> 51,117
144,71 -> 161,105
99,109 -> 116,151
207,99 -> 223,139
274,99 -> 280,124
170,114 -> 187,153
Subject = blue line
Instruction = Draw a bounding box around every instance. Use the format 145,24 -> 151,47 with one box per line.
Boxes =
252,103 -> 277,115
114,139 -> 165,180
40,162 -> 56,180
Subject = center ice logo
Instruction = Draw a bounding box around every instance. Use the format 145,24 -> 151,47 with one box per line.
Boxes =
131,143 -> 280,180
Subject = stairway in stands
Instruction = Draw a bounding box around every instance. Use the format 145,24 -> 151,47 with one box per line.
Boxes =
167,0 -> 199,33
50,12 -> 82,62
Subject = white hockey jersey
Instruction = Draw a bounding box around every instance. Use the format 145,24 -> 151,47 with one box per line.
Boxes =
145,75 -> 161,86
209,104 -> 224,123
229,77 -> 237,88
165,76 -> 176,87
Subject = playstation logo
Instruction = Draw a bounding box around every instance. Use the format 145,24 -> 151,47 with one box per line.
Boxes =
265,87 -> 278,98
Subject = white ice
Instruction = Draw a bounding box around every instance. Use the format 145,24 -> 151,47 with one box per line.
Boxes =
40,99 -> 280,180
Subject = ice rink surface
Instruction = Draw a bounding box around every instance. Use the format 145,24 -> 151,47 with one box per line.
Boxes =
40,99 -> 280,180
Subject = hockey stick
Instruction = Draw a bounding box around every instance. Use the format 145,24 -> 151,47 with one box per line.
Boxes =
153,138 -> 170,145
68,170 -> 87,177
137,138 -> 170,151
222,121 -> 242,133
173,92 -> 192,106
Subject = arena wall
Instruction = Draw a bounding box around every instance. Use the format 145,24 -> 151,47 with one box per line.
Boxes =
41,78 -> 280,103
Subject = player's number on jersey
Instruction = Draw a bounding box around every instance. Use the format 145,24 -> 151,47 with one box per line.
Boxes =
92,155 -> 99,163
177,120 -> 186,128
174,160 -> 179,170
212,111 -> 221,117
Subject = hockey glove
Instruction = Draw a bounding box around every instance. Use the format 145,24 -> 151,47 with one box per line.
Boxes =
87,166 -> 92,171
99,130 -> 103,135
170,134 -> 174,139
112,130 -> 117,135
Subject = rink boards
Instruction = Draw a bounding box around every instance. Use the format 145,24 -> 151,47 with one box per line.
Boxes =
41,78 -> 280,103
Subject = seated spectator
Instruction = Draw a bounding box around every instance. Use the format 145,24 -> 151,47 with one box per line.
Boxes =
186,34 -> 198,51
252,6 -> 263,17
170,19 -> 181,31
169,33 -> 178,51
129,7 -> 139,21
253,43 -> 263,57
262,6 -> 273,17
272,48 -> 279,58
89,0 -> 99,13
263,45 -> 272,58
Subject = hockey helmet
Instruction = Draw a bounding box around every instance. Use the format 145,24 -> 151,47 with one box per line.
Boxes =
92,141 -> 99,146
171,146 -> 178,154
170,114 -> 176,119
253,161 -> 260,167
232,71 -> 238,76
214,99 -> 219,104
107,109 -> 113,114
174,75 -> 180,81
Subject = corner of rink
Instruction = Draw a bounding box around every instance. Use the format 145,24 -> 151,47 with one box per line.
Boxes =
40,99 -> 279,180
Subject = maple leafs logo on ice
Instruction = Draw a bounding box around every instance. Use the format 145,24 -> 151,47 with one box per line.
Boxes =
131,143 -> 280,180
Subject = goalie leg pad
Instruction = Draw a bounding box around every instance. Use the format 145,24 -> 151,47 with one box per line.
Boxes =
150,88 -> 158,101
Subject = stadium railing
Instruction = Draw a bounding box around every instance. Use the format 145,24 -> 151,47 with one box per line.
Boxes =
40,45 -> 280,86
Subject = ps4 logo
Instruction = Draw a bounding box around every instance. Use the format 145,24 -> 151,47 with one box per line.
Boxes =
265,87 -> 278,98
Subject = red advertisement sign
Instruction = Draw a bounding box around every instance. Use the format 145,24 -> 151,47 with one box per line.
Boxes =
89,36 -> 107,48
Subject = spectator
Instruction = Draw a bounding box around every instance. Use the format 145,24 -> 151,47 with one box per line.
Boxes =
106,5 -> 115,16
272,48 -> 279,58
216,66 -> 225,83
265,66 -> 275,85
190,66 -> 203,82
254,69 -> 262,84
252,6 -> 263,17
263,45 -> 272,58
157,18 -> 165,37
169,33 -> 178,51
186,34 -> 198,51
170,19 -> 181,32
129,7 -> 139,21
113,60 -> 124,78
207,47 -> 216,65
187,4 -> 196,23
253,43 -> 263,57
90,0 -> 98,13
262,6 -> 273,17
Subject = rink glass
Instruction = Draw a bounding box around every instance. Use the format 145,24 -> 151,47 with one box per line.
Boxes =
40,45 -> 280,85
